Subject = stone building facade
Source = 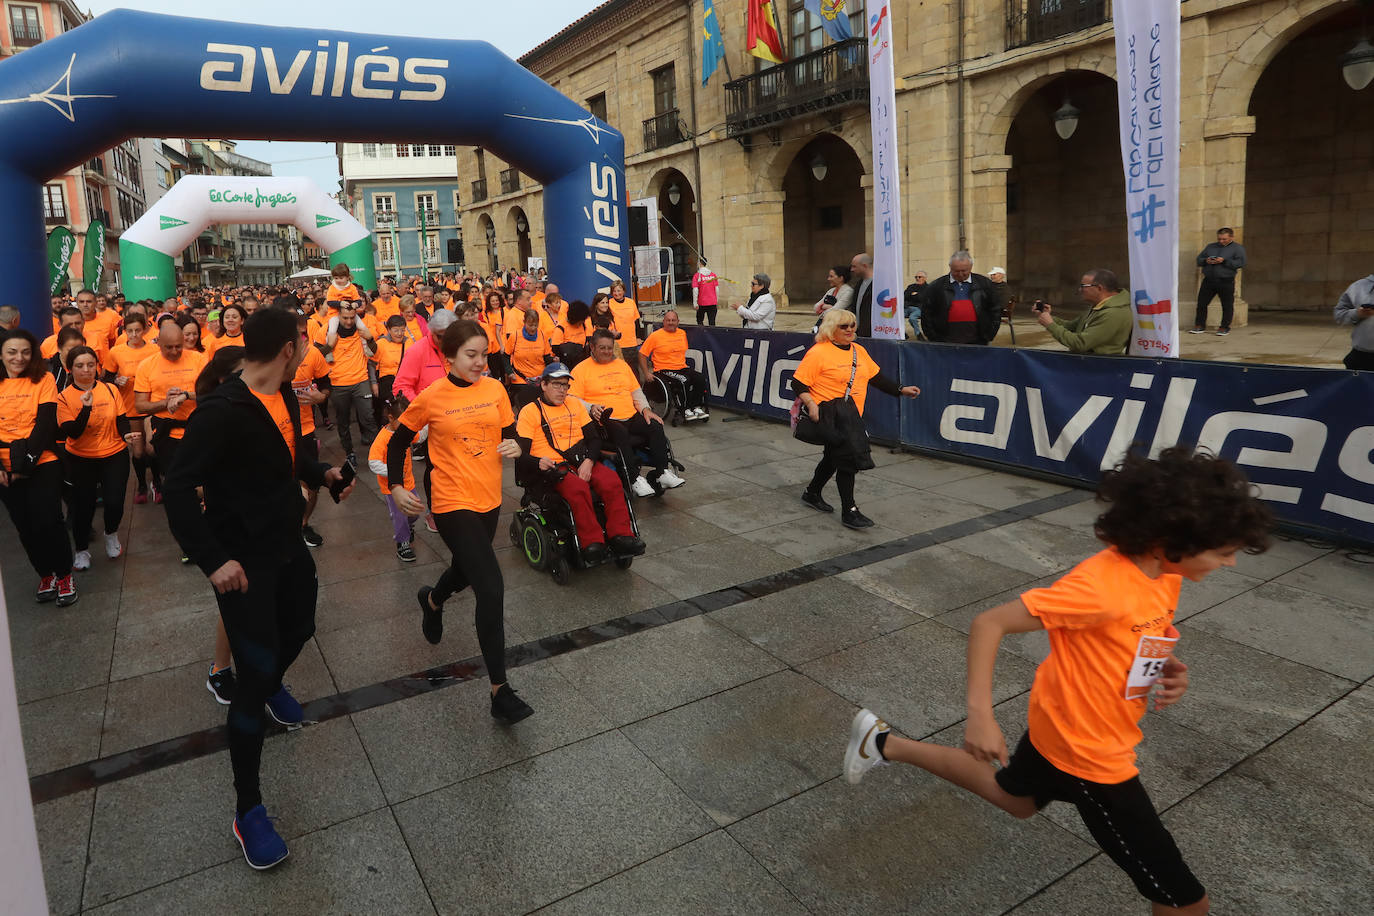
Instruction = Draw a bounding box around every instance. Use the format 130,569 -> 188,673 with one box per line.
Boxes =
459,0 -> 1368,323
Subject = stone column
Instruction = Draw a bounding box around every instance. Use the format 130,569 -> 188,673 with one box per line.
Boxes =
968,154 -> 1013,272
1191,115 -> 1255,327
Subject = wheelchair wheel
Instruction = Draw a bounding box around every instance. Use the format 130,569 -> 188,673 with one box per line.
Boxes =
614,555 -> 634,570
519,518 -> 551,571
550,555 -> 571,585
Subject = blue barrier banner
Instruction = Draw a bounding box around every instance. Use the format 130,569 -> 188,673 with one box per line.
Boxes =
684,326 -> 1374,545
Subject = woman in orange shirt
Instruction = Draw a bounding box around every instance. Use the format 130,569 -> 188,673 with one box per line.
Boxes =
0,330 -> 76,605
104,314 -> 158,503
58,346 -> 135,569
481,289 -> 510,379
503,308 -> 554,409
176,312 -> 205,354
205,304 -> 246,356
607,280 -> 642,372
387,319 -> 532,725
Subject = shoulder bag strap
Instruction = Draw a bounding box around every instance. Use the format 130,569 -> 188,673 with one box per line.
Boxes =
843,347 -> 859,401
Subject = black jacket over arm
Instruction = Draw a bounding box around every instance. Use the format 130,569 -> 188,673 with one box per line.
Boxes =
163,375 -> 329,576
918,273 -> 1004,344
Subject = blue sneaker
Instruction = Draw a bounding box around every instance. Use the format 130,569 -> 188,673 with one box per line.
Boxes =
232,804 -> 288,869
264,686 -> 303,725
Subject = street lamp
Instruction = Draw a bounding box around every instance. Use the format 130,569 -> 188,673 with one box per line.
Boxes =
1053,98 -> 1080,140
1342,38 -> 1374,90
516,215 -> 528,233
667,182 -> 681,206
810,154 -> 828,182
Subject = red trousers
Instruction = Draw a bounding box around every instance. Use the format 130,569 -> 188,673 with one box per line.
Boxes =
553,463 -> 633,544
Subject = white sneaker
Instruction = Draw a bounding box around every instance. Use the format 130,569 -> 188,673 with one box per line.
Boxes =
843,708 -> 890,785
684,407 -> 701,420
658,469 -> 686,489
104,532 -> 122,559
72,550 -> 92,571
631,475 -> 655,498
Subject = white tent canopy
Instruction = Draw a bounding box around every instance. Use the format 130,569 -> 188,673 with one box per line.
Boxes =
288,266 -> 332,279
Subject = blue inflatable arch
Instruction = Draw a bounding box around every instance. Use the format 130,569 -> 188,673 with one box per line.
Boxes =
0,9 -> 629,331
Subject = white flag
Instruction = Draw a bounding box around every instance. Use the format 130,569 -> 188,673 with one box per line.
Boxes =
866,2 -> 904,339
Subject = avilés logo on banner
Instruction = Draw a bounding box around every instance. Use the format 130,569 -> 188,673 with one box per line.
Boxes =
867,3 -> 903,339
1114,1 -> 1181,357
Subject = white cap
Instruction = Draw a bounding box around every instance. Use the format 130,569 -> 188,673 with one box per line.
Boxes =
989,266 -> 1006,277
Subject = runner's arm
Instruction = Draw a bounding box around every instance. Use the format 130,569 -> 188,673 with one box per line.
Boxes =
967,599 -> 1043,716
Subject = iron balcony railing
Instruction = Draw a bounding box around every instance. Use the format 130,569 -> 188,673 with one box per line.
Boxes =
10,23 -> 42,47
642,108 -> 690,151
499,169 -> 520,195
1006,0 -> 1110,49
471,178 -> 488,203
725,38 -> 868,139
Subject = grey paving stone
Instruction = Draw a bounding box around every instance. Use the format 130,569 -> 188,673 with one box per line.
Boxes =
663,431 -> 750,460
11,623 -> 115,705
5,578 -> 119,644
682,486 -> 819,535
20,683 -> 104,777
552,616 -> 785,727
936,575 -> 1058,666
312,560 -> 449,634
838,543 -> 1038,617
393,730 -> 715,915
1240,684 -> 1373,808
711,577 -> 921,666
351,660 -> 612,804
1186,582 -> 1374,680
85,809 -> 435,916
630,535 -> 794,600
538,830 -> 807,916
1003,854 -> 1142,914
34,789 -> 92,916
938,517 -> 1104,576
738,511 -> 905,564
865,455 -> 993,490
725,453 -> 838,489
109,605 -> 222,681
847,486 -> 991,537
928,469 -> 1070,510
83,718 -> 385,909
1030,495 -> 1103,532
800,619 -> 1037,738
502,567 -> 676,640
1231,534 -> 1332,580
312,532 -> 442,586
727,755 -> 1095,915
1272,550 -> 1374,607
1175,566 -> 1265,620
630,508 -> 733,557
632,470 -> 748,509
686,442 -> 792,473
623,670 -> 857,826
114,572 -> 222,626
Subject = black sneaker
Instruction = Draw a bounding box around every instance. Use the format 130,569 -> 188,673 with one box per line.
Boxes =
608,535 -> 646,557
1216,328 -> 1230,337
582,542 -> 609,564
841,508 -> 875,529
396,541 -> 417,562
801,489 -> 834,513
418,586 -> 443,645
1187,326 -> 1206,334
490,684 -> 533,724
206,665 -> 237,706
301,525 -> 323,548
645,471 -> 666,498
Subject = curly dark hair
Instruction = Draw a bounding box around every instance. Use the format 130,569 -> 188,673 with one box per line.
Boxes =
1094,445 -> 1273,561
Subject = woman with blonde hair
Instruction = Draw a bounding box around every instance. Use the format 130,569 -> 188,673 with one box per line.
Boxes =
792,308 -> 920,529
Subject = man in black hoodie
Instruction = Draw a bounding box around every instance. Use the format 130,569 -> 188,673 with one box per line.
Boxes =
163,307 -> 354,871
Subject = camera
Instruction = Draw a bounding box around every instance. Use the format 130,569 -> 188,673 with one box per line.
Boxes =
1031,299 -> 1047,313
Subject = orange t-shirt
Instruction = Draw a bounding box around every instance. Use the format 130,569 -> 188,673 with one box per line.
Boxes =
569,357 -> 640,420
249,387 -> 296,465
104,341 -> 157,415
57,382 -> 127,459
308,314 -> 330,349
557,302 -> 589,346
482,312 -> 510,355
291,346 -> 331,438
372,337 -> 407,379
133,350 -> 207,439
372,296 -> 402,323
609,297 -> 641,346
792,342 -> 880,415
326,283 -> 366,307
1020,548 -> 1183,784
84,310 -> 121,348
516,397 -> 591,462
0,375 -> 60,472
329,327 -> 370,386
203,331 -> 244,358
368,424 -> 415,493
505,327 -> 553,382
42,330 -> 108,363
640,328 -> 689,371
398,376 -> 513,514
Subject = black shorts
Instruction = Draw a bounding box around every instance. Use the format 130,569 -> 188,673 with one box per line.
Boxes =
995,732 -> 1205,908
300,433 -> 320,464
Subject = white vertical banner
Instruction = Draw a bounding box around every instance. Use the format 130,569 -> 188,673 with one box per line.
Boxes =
867,2 -> 904,339
0,576 -> 50,915
1114,0 -> 1182,357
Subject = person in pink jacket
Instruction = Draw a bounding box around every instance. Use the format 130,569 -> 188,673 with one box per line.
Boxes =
392,309 -> 456,401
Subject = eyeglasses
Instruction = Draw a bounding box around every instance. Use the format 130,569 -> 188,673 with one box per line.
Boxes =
837,323 -> 856,330
1078,283 -> 1100,289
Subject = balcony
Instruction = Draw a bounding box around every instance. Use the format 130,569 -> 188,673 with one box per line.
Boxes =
1006,0 -> 1110,49
374,210 -> 396,227
642,108 -> 691,152
725,39 -> 868,142
10,23 -> 42,47
44,214 -> 68,227
499,169 -> 520,195
417,208 -> 440,226
471,178 -> 488,203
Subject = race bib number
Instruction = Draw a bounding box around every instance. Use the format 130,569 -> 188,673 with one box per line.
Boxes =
1125,630 -> 1180,700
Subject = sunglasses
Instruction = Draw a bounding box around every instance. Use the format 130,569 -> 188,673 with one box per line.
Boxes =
837,322 -> 856,330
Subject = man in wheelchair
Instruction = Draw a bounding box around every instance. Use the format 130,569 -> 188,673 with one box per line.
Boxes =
570,329 -> 686,497
514,363 -> 646,564
638,309 -> 709,422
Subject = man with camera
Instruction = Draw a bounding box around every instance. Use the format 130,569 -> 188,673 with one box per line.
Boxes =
1334,272 -> 1374,370
1032,268 -> 1132,355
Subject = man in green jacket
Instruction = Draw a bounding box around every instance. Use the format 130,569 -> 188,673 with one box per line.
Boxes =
1033,268 -> 1132,355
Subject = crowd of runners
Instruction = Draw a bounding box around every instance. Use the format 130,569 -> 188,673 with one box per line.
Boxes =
0,263 -> 1274,913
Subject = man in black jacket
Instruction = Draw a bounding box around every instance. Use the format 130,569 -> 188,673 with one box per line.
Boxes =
919,251 -> 1004,344
163,307 -> 354,871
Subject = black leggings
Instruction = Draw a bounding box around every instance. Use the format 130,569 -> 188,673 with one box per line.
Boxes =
1,461 -> 72,578
66,451 -> 130,550
431,507 -> 507,685
215,544 -> 318,815
808,450 -> 857,510
605,414 -> 669,480
696,306 -> 717,325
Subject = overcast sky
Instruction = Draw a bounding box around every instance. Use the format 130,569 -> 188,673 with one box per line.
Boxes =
86,0 -> 600,192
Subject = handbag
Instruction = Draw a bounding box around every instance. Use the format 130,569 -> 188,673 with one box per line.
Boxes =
791,346 -> 858,446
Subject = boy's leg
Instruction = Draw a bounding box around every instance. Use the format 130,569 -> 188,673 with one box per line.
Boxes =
881,733 -> 1038,819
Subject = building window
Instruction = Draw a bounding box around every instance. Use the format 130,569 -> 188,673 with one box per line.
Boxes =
42,184 -> 66,221
428,144 -> 443,157
395,144 -> 409,158
423,231 -> 441,264
651,65 -> 676,115
379,144 -> 394,158
9,4 -> 42,45
443,144 -> 456,157
378,235 -> 395,265
453,189 -> 462,212
411,144 -> 426,158
788,0 -> 824,56
373,194 -> 395,226
415,192 -> 437,224
587,92 -> 608,123
362,143 -> 377,158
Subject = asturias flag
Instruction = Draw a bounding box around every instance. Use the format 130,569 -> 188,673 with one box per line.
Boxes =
747,0 -> 786,64
804,0 -> 853,42
702,0 -> 725,85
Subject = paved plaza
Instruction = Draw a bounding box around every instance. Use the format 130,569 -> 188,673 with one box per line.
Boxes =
6,413 -> 1372,915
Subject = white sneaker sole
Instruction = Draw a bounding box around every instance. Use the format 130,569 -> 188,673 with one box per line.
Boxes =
206,678 -> 232,706
233,819 -> 289,870
843,708 -> 887,785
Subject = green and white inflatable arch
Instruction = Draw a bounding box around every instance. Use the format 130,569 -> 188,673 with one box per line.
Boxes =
120,175 -> 374,301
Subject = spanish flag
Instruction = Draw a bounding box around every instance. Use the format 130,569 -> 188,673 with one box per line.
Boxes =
747,0 -> 786,64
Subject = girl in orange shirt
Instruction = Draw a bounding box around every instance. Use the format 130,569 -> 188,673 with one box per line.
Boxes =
0,329 -> 75,605
205,304 -> 246,356
176,312 -> 205,354
58,346 -> 134,568
481,290 -> 510,379
104,314 -> 158,503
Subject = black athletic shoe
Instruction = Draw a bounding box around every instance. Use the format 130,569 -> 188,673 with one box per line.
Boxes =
582,542 -> 609,564
646,471 -> 666,498
841,508 -> 875,529
418,586 -> 443,644
801,489 -> 834,513
608,535 -> 646,556
301,525 -> 323,548
206,665 -> 237,706
396,541 -> 417,562
490,684 -> 534,724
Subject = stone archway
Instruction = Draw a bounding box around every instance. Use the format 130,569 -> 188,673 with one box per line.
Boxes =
507,206 -> 533,272
648,167 -> 698,304
781,133 -> 866,303
478,213 -> 498,275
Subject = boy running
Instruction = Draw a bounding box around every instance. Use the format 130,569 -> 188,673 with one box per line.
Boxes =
843,446 -> 1272,914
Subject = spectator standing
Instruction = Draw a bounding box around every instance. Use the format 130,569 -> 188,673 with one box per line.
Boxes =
814,266 -> 855,319
691,259 -> 720,326
850,253 -> 875,336
1033,269 -> 1132,355
1334,272 -> 1374,370
919,252 -> 1003,345
1189,228 -> 1246,336
733,274 -> 777,329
